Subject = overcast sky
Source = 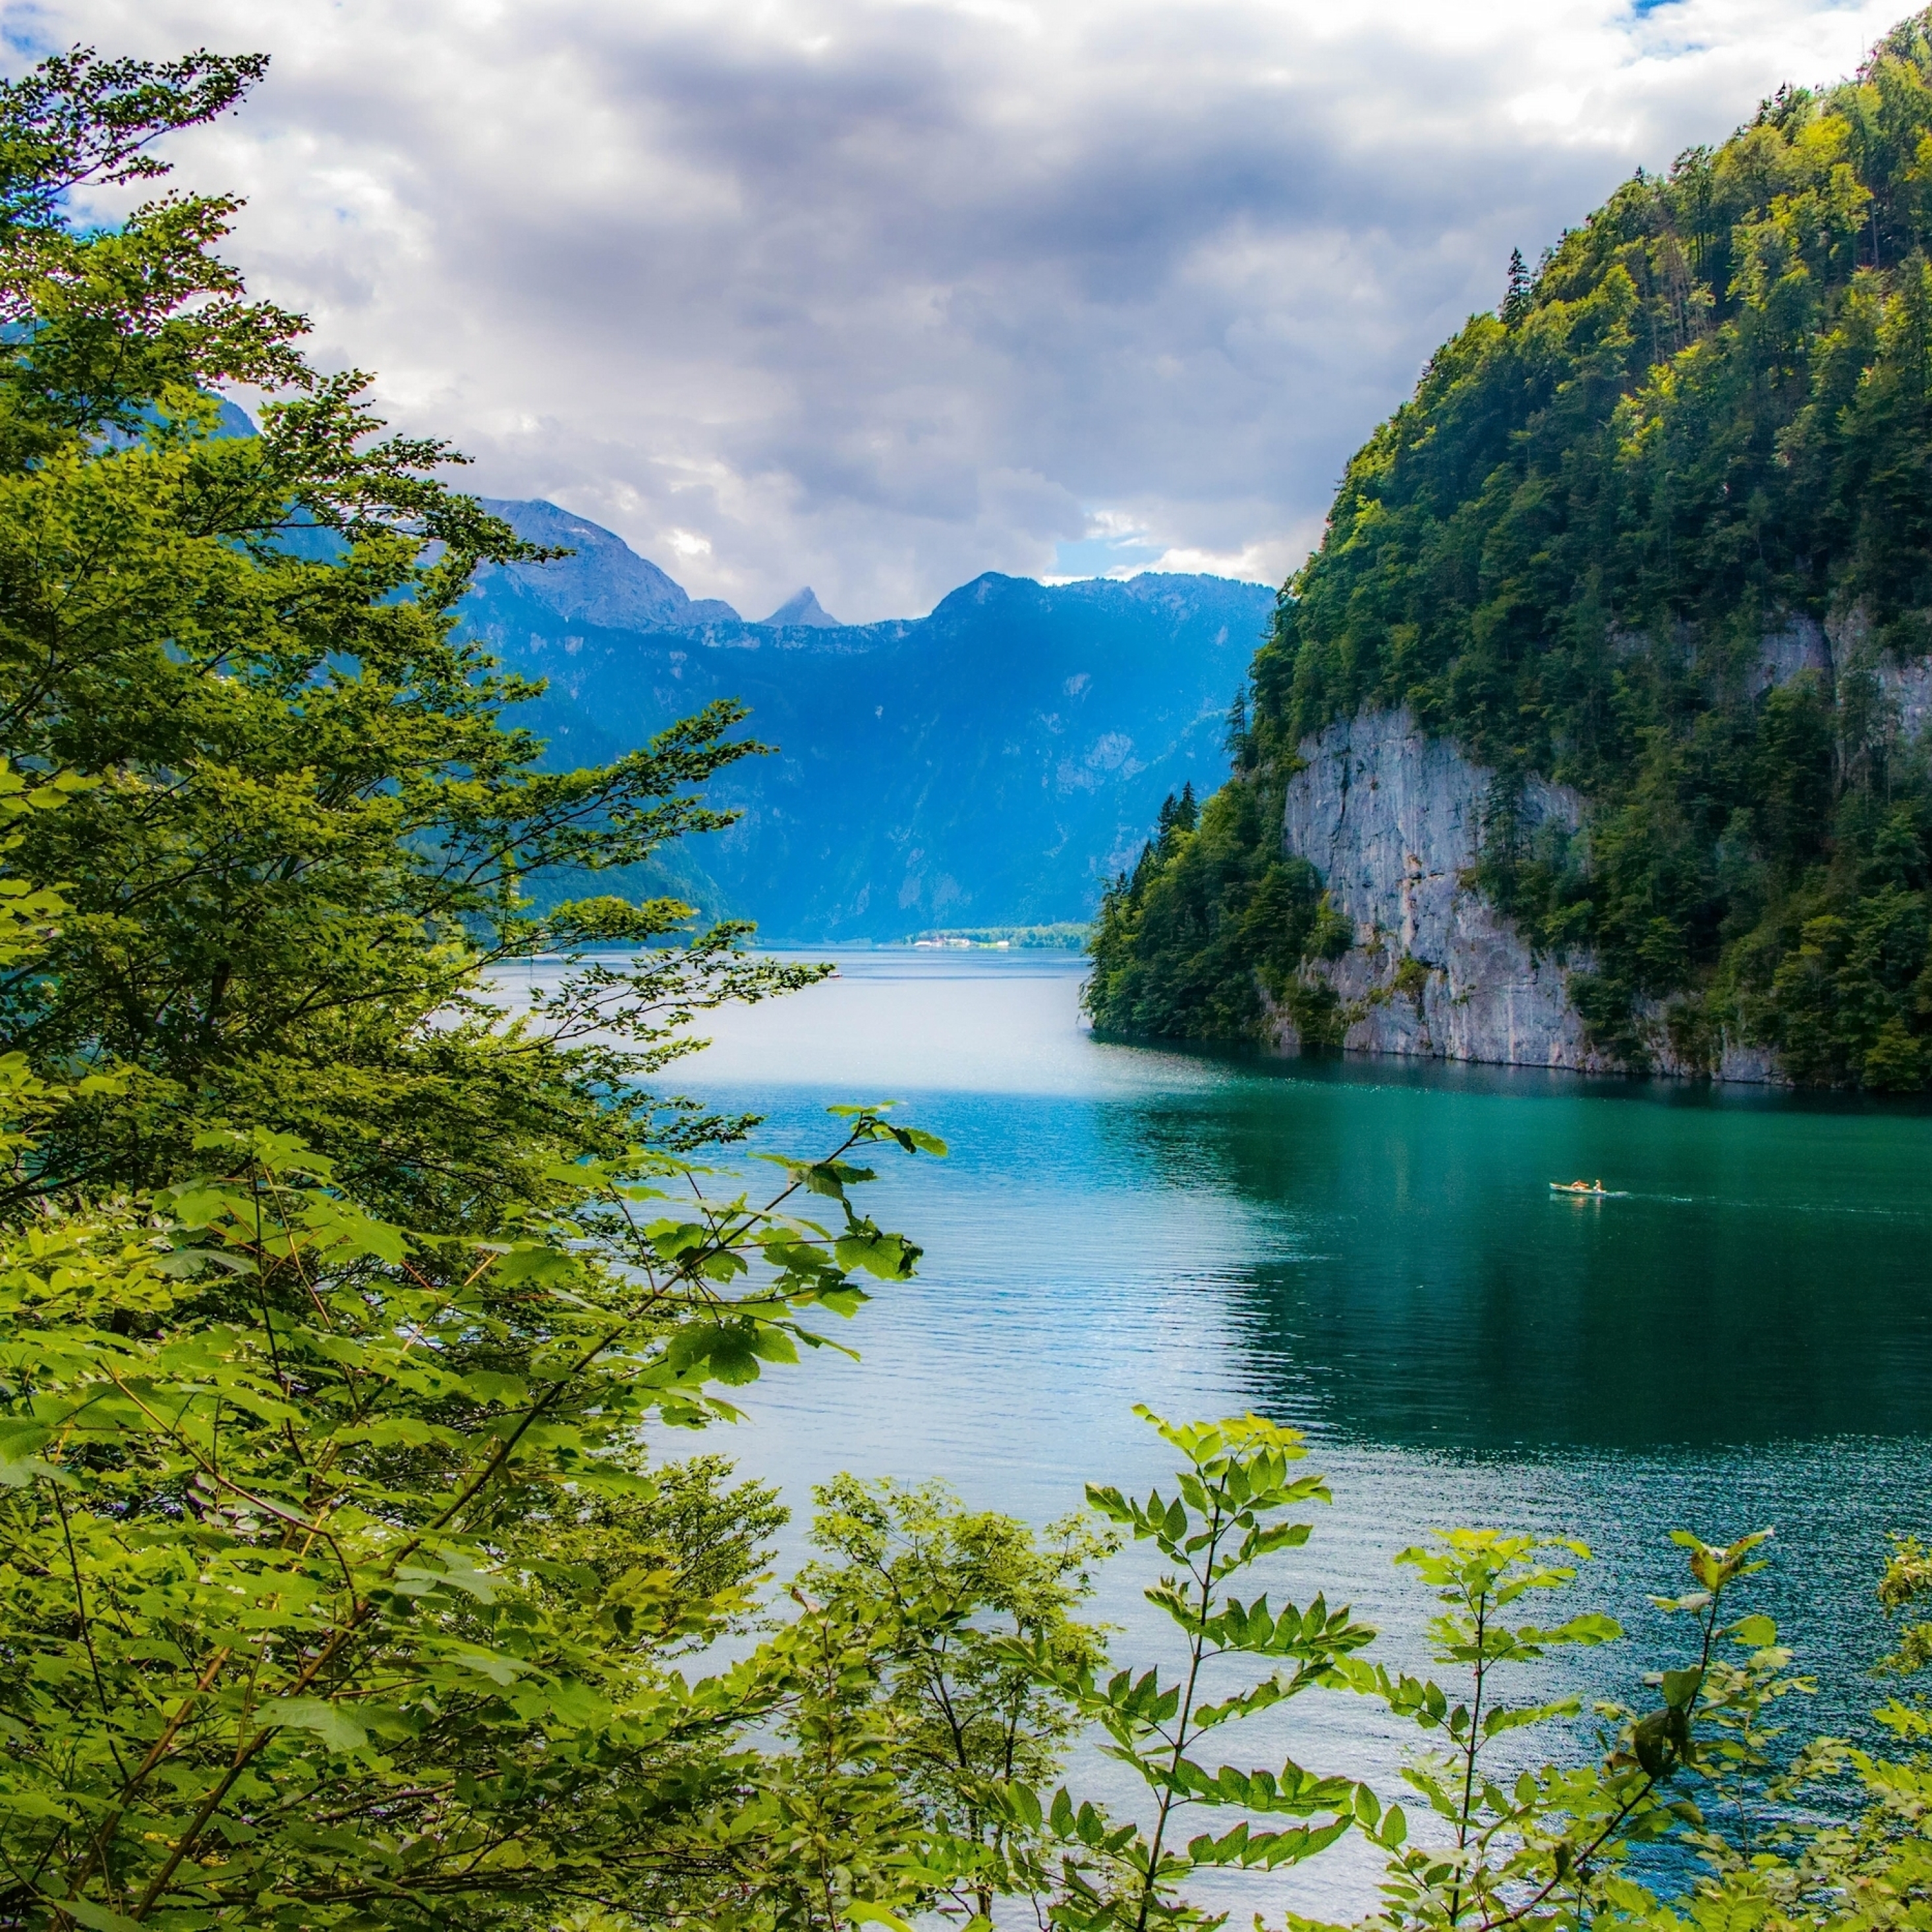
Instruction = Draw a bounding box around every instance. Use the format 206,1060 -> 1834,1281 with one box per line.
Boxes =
0,0 -> 1906,621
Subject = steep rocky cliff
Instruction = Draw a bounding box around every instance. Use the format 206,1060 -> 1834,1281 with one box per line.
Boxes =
1262,600 -> 1932,1081
1265,708 -> 1784,1081
1265,709 -> 1603,1069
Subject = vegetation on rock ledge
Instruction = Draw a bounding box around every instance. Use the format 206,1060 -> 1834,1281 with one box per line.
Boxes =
1089,11 -> 1932,1086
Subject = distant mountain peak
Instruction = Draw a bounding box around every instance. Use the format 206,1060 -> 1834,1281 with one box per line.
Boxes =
763,586 -> 841,628
475,499 -> 743,631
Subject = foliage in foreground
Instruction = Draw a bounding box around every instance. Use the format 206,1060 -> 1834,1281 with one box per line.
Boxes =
0,1118 -> 946,1930
693,1404 -> 1931,1932
1089,11 -> 1932,1083
897,1421 -> 1927,1932
0,45 -> 822,1226
2,1108 -> 1925,1932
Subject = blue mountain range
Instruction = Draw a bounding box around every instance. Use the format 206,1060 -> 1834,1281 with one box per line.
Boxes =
461,500 -> 1274,941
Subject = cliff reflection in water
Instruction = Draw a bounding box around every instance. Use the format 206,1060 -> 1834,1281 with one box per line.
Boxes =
1127,1058 -> 1932,1450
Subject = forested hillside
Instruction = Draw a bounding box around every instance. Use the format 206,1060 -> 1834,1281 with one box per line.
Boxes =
1090,10 -> 1932,1087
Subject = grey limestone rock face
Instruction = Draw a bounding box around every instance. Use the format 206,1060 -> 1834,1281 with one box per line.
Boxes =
1270,709 -> 1780,1081
1757,603 -> 1932,740
1272,709 -> 1611,1071
1751,615 -> 1831,696
1266,609 -> 1932,1081
1830,605 -> 1932,741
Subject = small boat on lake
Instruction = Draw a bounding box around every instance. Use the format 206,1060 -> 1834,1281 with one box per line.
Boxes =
1550,1178 -> 1610,1197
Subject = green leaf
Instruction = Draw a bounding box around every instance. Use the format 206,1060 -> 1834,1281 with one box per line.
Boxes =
49,1898 -> 144,1932
1050,1786 -> 1077,1838
494,1243 -> 579,1284
1482,1697 -> 1580,1738
271,1697 -> 370,1751
1543,1611 -> 1622,1645
1661,1666 -> 1703,1711
0,1454 -> 68,1489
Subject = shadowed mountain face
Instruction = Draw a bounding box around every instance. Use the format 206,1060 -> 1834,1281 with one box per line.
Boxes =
462,500 -> 1271,940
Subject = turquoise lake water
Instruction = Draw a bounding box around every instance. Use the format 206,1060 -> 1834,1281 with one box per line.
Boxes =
559,947 -> 1932,1916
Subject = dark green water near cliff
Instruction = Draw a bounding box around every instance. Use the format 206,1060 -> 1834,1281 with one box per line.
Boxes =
617,946 -> 1931,1914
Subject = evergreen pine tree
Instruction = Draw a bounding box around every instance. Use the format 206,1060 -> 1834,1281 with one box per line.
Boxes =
1225,681 -> 1251,766
1502,245 -> 1532,323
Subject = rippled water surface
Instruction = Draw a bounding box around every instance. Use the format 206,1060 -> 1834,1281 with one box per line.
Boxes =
537,947 -> 1932,1914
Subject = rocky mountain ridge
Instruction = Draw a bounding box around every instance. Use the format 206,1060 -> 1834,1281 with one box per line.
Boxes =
461,501 -> 1271,938
477,498 -> 746,632
761,586 -> 840,627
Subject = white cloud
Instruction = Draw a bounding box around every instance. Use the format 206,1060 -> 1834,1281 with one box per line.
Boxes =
1149,531 -> 1313,588
5,0 -> 1904,618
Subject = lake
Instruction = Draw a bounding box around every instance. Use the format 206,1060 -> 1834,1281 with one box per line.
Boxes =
554,946 -> 1932,1916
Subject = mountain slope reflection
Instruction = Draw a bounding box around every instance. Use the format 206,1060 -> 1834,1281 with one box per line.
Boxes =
1143,1069 -> 1932,1448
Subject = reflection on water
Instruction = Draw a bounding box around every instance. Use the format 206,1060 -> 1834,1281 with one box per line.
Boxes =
661,947 -> 1932,1460
1193,1064 -> 1932,1448
513,947 -> 1932,1914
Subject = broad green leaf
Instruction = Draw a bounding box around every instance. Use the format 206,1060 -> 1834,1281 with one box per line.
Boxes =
48,1898 -> 144,1932
271,1698 -> 370,1751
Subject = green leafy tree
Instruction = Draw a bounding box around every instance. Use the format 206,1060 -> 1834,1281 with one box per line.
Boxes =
1576,1535 -> 1932,1932
1017,1409 -> 1377,1930
0,46 -> 816,1220
975,1429 -> 1860,1932
0,1110 -> 942,1930
1502,251 -> 1533,326
1336,1532 -> 1628,1931
673,1589 -> 935,1932
0,47 -> 966,1932
784,1475 -> 1116,1925
1085,777 -> 1337,1040
677,1480 -> 1114,1932
1316,1527 -> 1836,1932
